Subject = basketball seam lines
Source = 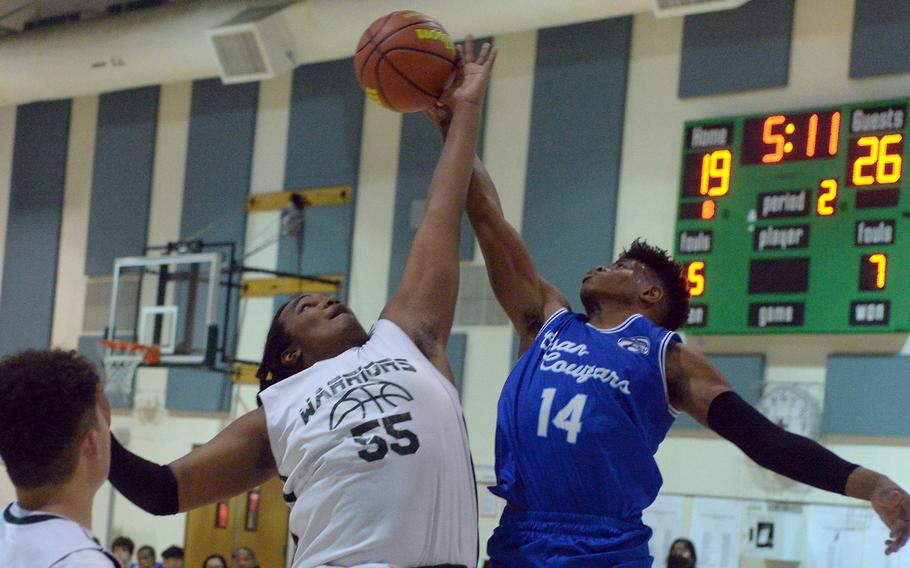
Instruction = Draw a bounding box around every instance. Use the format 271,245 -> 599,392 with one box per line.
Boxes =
380,52 -> 443,101
383,46 -> 456,64
355,12 -> 395,55
358,19 -> 444,89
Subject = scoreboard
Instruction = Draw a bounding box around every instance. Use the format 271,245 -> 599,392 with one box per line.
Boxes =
675,98 -> 909,334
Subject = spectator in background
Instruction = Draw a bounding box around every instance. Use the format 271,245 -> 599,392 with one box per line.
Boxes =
112,536 -> 135,568
162,546 -> 184,568
667,538 -> 697,568
137,545 -> 161,568
230,547 -> 258,568
202,554 -> 228,568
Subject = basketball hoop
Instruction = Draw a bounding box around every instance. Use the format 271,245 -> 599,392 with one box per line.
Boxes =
98,339 -> 161,401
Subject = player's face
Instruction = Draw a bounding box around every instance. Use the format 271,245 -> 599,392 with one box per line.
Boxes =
580,258 -> 653,304
113,547 -> 131,566
138,549 -> 155,568
279,294 -> 368,362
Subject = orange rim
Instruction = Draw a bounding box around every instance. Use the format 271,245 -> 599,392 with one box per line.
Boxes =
98,339 -> 161,365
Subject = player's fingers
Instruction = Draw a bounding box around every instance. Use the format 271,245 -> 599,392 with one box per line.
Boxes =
485,46 -> 498,70
463,35 -> 475,62
475,42 -> 491,65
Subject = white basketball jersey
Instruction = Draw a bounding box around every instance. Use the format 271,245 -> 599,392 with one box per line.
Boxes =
0,503 -> 118,567
259,319 -> 477,568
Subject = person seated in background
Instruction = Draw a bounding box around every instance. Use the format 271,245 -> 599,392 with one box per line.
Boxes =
162,546 -> 184,568
112,536 -> 135,568
230,547 -> 258,568
667,538 -> 696,568
0,349 -> 117,568
136,545 -> 161,568
202,553 -> 228,568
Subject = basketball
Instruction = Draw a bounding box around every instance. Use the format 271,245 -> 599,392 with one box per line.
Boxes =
354,11 -> 458,113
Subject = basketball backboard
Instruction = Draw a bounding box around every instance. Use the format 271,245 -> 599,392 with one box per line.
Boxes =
106,252 -> 222,366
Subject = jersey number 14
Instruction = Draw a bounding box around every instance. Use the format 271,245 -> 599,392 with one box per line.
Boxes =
537,388 -> 588,444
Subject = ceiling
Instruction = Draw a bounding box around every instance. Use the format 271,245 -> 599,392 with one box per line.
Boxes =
0,0 -> 191,34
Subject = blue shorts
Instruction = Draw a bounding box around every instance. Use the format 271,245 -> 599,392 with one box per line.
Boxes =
487,508 -> 653,568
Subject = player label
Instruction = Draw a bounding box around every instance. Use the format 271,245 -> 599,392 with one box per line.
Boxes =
753,224 -> 809,251
748,303 -> 805,328
855,220 -> 895,245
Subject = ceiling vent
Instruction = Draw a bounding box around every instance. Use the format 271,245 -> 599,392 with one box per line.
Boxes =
653,0 -> 752,18
206,3 -> 296,84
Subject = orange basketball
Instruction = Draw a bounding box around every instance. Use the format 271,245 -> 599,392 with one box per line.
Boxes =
354,11 -> 458,113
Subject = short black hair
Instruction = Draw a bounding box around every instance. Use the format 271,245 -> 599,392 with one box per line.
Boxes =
670,537 -> 697,561
138,545 -> 156,559
256,299 -> 297,393
617,239 -> 690,330
112,536 -> 135,554
0,349 -> 101,488
162,546 -> 184,559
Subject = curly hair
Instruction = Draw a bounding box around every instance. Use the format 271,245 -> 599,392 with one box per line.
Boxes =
617,239 -> 690,330
0,349 -> 101,488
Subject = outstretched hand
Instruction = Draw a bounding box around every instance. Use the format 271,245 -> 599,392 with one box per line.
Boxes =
871,478 -> 910,554
425,35 -> 496,137
449,35 -> 496,108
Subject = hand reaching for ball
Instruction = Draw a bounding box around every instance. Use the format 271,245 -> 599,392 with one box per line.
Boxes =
445,35 -> 497,110
427,36 -> 496,136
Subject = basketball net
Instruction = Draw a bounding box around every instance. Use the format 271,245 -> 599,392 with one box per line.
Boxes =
98,339 -> 160,402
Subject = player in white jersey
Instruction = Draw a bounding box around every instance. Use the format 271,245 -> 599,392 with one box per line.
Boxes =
106,37 -> 497,568
0,350 -> 118,568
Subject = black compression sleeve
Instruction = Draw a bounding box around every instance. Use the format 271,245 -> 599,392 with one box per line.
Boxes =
707,390 -> 859,495
108,434 -> 179,515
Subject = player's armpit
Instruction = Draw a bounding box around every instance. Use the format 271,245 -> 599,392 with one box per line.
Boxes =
171,407 -> 277,512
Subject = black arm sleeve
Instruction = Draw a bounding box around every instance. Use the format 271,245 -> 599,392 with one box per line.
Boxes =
108,435 -> 179,515
707,390 -> 859,495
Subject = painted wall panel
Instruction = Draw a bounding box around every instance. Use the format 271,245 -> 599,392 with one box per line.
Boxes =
0,100 -> 71,355
679,0 -> 794,97
84,87 -> 158,277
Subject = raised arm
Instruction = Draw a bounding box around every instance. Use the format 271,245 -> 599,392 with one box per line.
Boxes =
465,156 -> 568,354
381,38 -> 496,379
109,408 -> 276,514
667,343 -> 910,555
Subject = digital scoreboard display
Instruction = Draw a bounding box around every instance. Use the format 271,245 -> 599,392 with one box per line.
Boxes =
675,98 -> 908,334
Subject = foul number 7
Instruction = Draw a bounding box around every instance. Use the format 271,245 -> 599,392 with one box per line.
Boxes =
538,388 -> 588,444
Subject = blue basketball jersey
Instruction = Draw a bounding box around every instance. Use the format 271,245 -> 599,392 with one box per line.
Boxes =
490,308 -> 681,522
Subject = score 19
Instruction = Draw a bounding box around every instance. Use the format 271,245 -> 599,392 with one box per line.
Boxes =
681,150 -> 732,200
848,134 -> 903,187
700,150 -> 731,196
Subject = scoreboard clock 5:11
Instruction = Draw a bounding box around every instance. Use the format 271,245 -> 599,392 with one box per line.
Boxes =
675,98 -> 908,334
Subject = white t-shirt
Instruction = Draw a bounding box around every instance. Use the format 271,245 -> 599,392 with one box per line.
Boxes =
259,319 -> 477,568
0,503 -> 119,567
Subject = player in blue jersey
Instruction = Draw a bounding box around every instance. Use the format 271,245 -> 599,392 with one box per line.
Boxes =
424,105 -> 910,566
